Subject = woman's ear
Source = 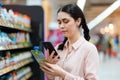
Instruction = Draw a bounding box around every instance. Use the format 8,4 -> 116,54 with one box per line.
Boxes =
76,18 -> 81,26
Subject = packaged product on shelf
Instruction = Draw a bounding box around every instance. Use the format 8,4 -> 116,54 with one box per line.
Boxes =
16,32 -> 26,44
16,67 -> 31,79
25,33 -> 30,43
0,3 -> 3,25
13,53 -> 21,63
12,51 -> 32,64
8,33 -> 17,45
13,11 -> 21,27
0,56 -> 5,69
1,8 -> 13,27
31,46 -> 47,65
0,31 -> 2,46
21,51 -> 32,60
8,9 -> 16,26
23,14 -> 31,28
0,31 -> 12,46
0,73 -> 13,80
5,51 -> 11,67
0,2 -> 6,26
14,12 -> 24,28
12,11 -> 18,26
13,11 -> 31,30
12,54 -> 18,64
11,71 -> 17,80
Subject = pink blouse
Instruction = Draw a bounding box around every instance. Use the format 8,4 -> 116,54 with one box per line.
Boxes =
55,36 -> 99,80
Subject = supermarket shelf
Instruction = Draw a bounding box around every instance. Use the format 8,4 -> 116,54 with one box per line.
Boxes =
0,58 -> 33,76
20,72 -> 32,80
1,5 -> 44,80
0,43 -> 32,51
0,24 -> 31,32
13,24 -> 32,32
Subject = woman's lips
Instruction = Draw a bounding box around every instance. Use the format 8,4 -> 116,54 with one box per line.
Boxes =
61,31 -> 67,33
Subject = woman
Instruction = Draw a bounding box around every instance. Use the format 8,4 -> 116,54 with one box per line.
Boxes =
40,4 -> 99,80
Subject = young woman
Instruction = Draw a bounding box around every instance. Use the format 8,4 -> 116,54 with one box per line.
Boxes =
40,4 -> 99,80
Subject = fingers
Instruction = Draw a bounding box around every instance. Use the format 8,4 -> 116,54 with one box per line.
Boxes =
46,50 -> 60,63
40,63 -> 53,73
46,49 -> 55,60
40,66 -> 53,75
48,51 -> 55,62
52,55 -> 60,64
54,55 -> 60,60
49,55 -> 60,64
46,49 -> 50,58
50,51 -> 55,58
46,49 -> 53,62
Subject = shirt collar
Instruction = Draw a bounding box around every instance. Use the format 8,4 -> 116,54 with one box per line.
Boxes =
64,36 -> 85,50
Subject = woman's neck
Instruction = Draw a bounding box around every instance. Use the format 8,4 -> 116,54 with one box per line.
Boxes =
68,32 -> 81,45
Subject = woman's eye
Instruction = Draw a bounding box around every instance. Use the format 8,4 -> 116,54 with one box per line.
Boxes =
63,20 -> 69,23
58,21 -> 61,24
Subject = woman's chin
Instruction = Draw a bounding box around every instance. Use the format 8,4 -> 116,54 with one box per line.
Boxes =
63,34 -> 69,37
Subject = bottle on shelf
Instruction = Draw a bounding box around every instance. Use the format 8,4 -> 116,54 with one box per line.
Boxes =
0,56 -> 5,69
0,2 -> 4,26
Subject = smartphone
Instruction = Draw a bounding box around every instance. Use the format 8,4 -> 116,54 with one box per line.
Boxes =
42,42 -> 58,56
31,50 -> 47,65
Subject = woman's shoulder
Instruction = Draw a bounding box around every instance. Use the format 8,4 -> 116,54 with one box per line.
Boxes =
84,40 -> 97,50
83,40 -> 99,57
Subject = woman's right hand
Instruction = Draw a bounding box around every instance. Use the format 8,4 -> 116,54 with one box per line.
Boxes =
41,49 -> 60,80
46,49 -> 60,64
40,62 -> 67,79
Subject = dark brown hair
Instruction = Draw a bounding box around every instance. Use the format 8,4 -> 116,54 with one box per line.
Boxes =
57,4 -> 90,50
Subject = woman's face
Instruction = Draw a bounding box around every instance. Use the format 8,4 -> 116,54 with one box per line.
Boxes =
57,12 -> 80,38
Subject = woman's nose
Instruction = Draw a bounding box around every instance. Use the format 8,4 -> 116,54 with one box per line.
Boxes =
59,23 -> 64,28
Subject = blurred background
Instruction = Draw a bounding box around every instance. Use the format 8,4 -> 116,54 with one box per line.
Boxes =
0,0 -> 120,80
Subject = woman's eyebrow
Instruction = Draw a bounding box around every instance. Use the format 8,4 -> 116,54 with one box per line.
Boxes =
57,19 -> 60,22
57,18 -> 68,21
62,18 -> 67,20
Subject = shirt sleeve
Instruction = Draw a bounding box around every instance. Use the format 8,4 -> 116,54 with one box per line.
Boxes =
84,45 -> 99,80
64,44 -> 99,80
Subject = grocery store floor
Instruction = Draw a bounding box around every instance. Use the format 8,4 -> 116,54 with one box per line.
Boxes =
99,52 -> 120,80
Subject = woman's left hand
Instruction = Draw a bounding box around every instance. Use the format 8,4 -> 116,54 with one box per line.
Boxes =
40,62 -> 67,78
46,49 -> 60,64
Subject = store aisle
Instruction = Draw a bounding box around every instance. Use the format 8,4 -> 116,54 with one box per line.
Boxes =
99,53 -> 120,80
